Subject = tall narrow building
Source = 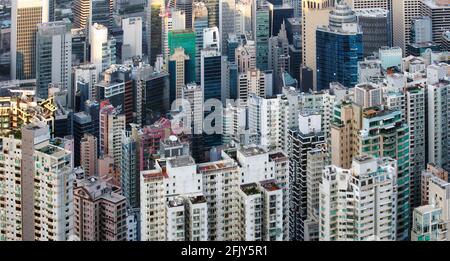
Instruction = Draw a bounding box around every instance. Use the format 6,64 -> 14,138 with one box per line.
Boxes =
301,0 -> 334,90
288,112 -> 326,241
320,156 -> 398,241
392,0 -> 421,55
11,0 -> 50,80
36,19 -> 72,99
73,0 -> 91,29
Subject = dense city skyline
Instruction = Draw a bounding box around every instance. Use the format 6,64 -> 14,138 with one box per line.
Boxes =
0,0 -> 449,242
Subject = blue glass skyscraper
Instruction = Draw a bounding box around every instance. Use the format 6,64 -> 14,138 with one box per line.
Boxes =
316,2 -> 363,90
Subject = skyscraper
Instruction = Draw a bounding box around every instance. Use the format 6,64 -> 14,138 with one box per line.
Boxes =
288,112 -> 325,241
122,17 -> 143,61
36,19 -> 72,99
90,23 -> 116,76
169,47 -> 190,103
147,0 -> 164,65
316,2 -> 363,90
176,0 -> 194,29
355,8 -> 392,57
168,30 -> 196,83
11,0 -> 50,80
254,1 -> 270,71
420,0 -> 450,46
301,0 -> 334,90
204,0 -> 220,27
392,0 -> 421,55
219,0 -> 235,53
193,2 -> 208,82
73,0 -> 91,29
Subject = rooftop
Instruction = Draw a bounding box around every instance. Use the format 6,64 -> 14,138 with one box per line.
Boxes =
260,180 -> 280,192
168,155 -> 195,168
239,146 -> 266,157
36,144 -> 68,158
189,195 -> 207,204
241,183 -> 260,196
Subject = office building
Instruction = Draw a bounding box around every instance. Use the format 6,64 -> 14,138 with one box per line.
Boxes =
420,0 -> 450,46
255,1 -> 270,71
302,0 -> 334,90
392,0 -> 421,55
193,2 -> 208,81
90,23 -> 116,76
355,8 -> 391,57
169,47 -> 190,103
122,17 -> 143,61
316,2 -> 363,90
11,0 -> 50,80
168,30 -> 196,83
36,19 -> 72,99
73,0 -> 91,29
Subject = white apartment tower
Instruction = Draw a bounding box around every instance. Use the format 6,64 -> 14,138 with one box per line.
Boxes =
427,79 -> 450,171
0,136 -> 23,241
320,156 -> 398,241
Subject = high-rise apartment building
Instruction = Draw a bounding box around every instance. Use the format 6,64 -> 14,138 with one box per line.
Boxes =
237,181 -> 284,241
288,112 -> 326,241
74,177 -> 127,241
359,106 -> 410,240
427,79 -> 450,172
99,101 -> 126,170
80,133 -> 98,177
405,85 -> 426,208
0,136 -> 23,241
320,155 -> 398,241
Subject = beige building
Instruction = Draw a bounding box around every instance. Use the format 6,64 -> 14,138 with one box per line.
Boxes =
169,47 -> 190,102
74,177 -> 127,241
421,163 -> 449,205
301,0 -> 334,89
330,101 -> 363,169
11,0 -> 49,79
392,0 -> 421,55
80,133 -> 98,177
